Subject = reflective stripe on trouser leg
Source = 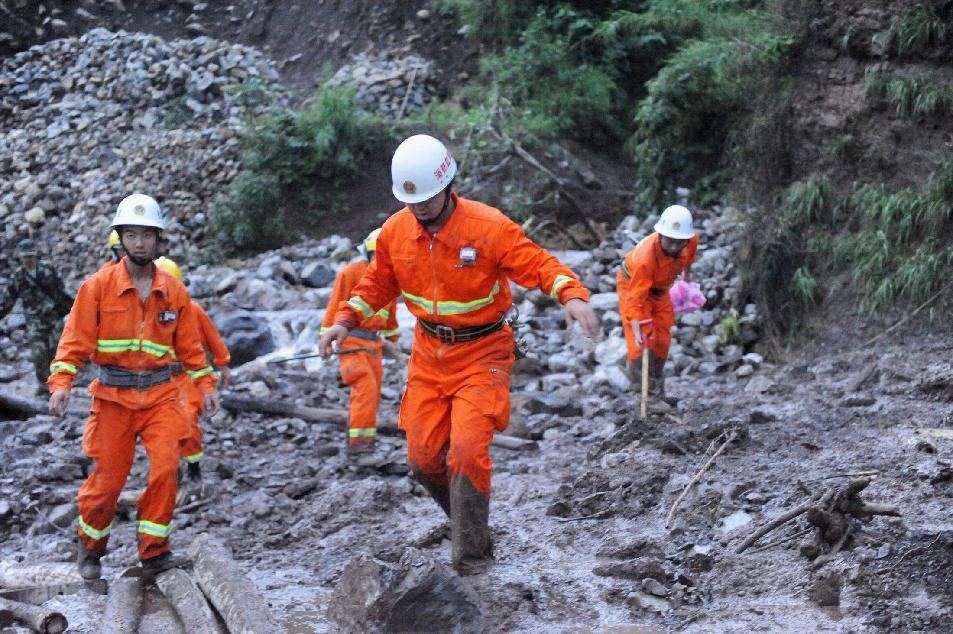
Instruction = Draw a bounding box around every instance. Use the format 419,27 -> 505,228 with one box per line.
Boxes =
77,398 -> 138,554
136,397 -> 187,561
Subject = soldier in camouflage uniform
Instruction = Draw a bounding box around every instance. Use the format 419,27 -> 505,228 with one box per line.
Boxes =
0,239 -> 73,395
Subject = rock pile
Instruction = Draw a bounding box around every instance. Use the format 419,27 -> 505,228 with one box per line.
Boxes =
327,52 -> 435,118
0,28 -> 283,284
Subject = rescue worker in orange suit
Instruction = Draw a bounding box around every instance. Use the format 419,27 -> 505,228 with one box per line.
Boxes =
319,135 -> 600,575
617,205 -> 698,411
154,256 -> 231,490
320,229 -> 400,455
48,194 -> 220,580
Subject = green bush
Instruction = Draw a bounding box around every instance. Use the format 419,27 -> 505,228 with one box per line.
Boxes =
865,67 -> 953,121
212,86 -> 396,253
887,5 -> 949,59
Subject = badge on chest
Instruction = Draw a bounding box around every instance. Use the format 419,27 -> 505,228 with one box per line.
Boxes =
458,246 -> 477,268
158,310 -> 177,324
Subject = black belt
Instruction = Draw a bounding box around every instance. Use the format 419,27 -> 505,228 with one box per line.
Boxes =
99,365 -> 174,390
349,328 -> 381,341
418,317 -> 505,344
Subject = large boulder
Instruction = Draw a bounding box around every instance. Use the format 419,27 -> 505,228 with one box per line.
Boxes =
327,548 -> 482,633
217,311 -> 275,365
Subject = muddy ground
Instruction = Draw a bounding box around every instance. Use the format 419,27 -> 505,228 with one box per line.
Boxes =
2,322 -> 952,632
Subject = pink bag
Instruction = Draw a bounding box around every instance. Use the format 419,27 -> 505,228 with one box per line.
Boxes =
670,280 -> 706,315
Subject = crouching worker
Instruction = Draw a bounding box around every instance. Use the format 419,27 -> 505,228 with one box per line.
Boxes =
48,194 -> 220,580
617,205 -> 698,412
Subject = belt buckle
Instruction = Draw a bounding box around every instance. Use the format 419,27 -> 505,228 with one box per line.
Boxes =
435,324 -> 455,344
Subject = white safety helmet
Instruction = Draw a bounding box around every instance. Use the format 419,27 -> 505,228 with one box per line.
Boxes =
391,134 -> 457,204
654,205 -> 694,240
111,194 -> 165,230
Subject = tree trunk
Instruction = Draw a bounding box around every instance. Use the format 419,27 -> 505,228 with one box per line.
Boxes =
155,568 -> 225,634
0,562 -> 83,589
187,534 -> 281,634
221,394 -> 347,423
100,575 -> 142,634
0,597 -> 67,633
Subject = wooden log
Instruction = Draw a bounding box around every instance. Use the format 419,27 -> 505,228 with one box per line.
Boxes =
0,579 -> 107,604
155,568 -> 225,634
221,394 -> 348,423
100,574 -> 143,634
0,562 -> 83,589
491,434 -> 538,451
0,596 -> 67,633
187,534 -> 281,634
0,389 -> 86,419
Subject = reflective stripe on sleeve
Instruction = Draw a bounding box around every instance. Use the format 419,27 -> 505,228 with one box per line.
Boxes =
50,361 -> 77,375
549,275 -> 573,299
347,296 -> 375,318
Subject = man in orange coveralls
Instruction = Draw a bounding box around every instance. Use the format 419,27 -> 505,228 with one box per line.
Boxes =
617,205 -> 698,410
154,256 -> 231,489
319,134 -> 600,575
320,228 -> 400,456
48,194 -> 220,580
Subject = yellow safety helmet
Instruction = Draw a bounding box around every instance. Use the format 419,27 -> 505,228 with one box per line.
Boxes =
107,230 -> 120,249
154,256 -> 182,280
364,228 -> 382,253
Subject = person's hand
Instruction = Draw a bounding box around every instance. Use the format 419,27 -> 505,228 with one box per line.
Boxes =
318,325 -> 349,357
564,298 -> 600,337
381,339 -> 403,361
633,319 -> 653,348
204,391 -> 221,417
49,389 -> 70,417
218,365 -> 232,388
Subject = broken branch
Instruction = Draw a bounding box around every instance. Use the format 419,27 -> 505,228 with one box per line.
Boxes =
665,428 -> 740,529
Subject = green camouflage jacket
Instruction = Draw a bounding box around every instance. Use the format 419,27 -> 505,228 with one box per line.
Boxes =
0,260 -> 72,329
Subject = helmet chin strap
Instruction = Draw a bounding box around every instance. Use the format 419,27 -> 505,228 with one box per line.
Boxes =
118,230 -> 160,266
417,189 -> 454,231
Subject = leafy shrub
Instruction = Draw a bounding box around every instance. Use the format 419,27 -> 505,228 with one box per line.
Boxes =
212,86 -> 396,253
864,67 -> 953,121
887,5 -> 949,59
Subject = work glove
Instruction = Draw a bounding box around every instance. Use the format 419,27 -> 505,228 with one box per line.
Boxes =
633,319 -> 654,348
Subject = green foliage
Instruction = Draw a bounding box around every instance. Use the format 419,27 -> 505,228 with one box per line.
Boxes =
161,96 -> 194,129
224,76 -> 289,111
630,25 -> 795,205
887,5 -> 949,59
775,162 -> 953,317
212,86 -> 396,253
865,67 -> 953,121
718,307 -> 739,345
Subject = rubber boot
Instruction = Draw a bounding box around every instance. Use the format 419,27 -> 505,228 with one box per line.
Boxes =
650,352 -> 678,407
76,538 -> 102,580
449,476 -> 493,576
413,471 -> 452,518
141,552 -> 190,578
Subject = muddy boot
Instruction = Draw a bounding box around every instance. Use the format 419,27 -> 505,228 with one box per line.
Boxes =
650,352 -> 678,407
141,552 -> 189,579
76,538 -> 102,580
413,471 -> 452,518
449,476 -> 493,576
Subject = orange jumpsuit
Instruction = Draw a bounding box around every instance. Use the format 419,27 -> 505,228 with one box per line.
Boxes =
177,301 -> 230,463
49,259 -> 216,561
617,232 -> 699,363
320,258 -> 399,446
333,194 -> 589,572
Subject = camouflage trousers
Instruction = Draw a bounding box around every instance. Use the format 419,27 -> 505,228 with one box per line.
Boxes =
28,325 -> 61,387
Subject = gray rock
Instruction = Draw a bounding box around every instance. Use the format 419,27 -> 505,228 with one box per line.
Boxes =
300,262 -> 336,288
327,548 -> 482,633
218,311 -> 275,364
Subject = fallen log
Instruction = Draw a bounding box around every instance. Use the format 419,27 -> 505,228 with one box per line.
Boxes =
100,573 -> 143,634
221,394 -> 348,424
491,434 -> 538,451
155,568 -> 225,634
0,389 -> 86,419
0,597 -> 67,633
0,580 -> 107,604
0,562 -> 83,589
188,534 -> 280,634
